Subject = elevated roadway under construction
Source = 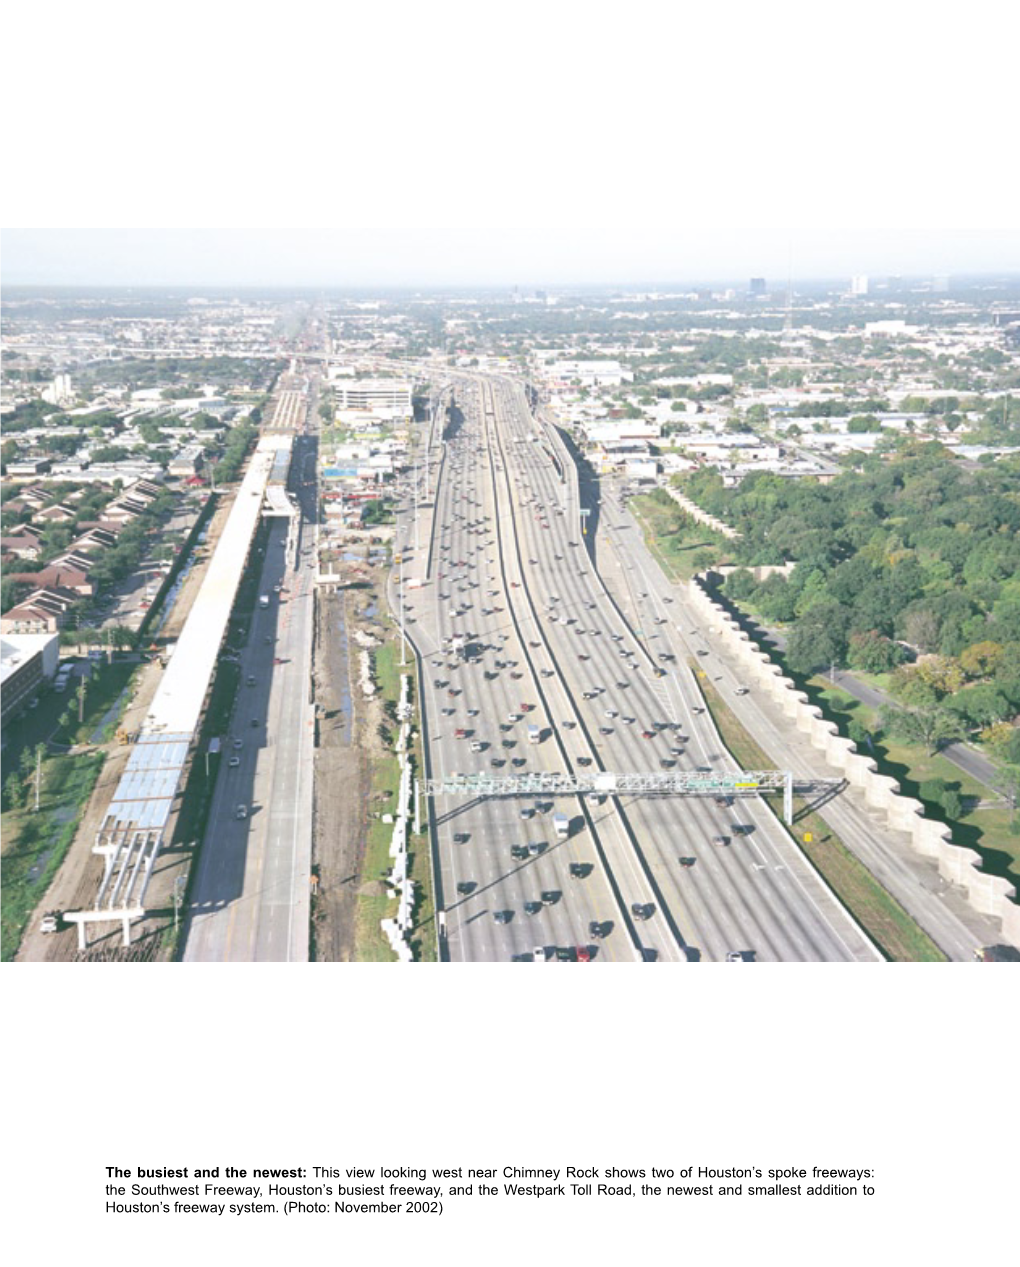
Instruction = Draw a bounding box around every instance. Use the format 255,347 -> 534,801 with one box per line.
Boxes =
62,435 -> 296,949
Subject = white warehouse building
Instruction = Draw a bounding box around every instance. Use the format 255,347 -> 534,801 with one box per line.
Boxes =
335,380 -> 413,422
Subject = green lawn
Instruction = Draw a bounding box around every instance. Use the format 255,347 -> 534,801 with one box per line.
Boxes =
353,750 -> 401,961
629,493 -> 732,582
805,676 -> 1019,885
367,639 -> 437,961
697,670 -> 946,962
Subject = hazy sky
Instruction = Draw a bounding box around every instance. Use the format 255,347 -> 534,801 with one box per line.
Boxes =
4,228 -> 1019,290
3,6 -> 1019,292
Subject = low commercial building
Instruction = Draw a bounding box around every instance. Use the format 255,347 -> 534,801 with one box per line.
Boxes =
0,632 -> 61,731
584,420 -> 662,445
168,446 -> 205,477
335,379 -> 413,422
546,360 -> 633,387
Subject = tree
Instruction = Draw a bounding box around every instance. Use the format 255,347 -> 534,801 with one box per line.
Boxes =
880,704 -> 962,755
941,789 -> 963,820
722,568 -> 757,602
959,641 -> 1004,678
848,630 -> 905,674
754,574 -> 798,623
947,684 -> 1011,728
4,770 -> 26,810
786,604 -> 850,674
979,721 -> 1016,756
919,778 -> 948,803
899,606 -> 941,653
888,667 -> 940,708
914,655 -> 965,696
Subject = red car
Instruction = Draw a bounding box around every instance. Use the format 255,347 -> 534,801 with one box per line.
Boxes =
454,728 -> 466,739
576,946 -> 592,962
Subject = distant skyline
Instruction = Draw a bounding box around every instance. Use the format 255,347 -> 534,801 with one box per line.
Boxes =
4,228 -> 1020,291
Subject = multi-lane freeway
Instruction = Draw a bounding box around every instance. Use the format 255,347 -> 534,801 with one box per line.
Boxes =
182,431 -> 318,961
398,376 -> 882,962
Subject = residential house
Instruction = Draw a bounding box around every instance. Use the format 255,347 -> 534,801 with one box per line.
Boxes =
0,586 -> 81,634
33,501 -> 77,525
8,564 -> 94,597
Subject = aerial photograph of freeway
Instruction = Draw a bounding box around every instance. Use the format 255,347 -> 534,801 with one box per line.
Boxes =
3,241 -> 1020,963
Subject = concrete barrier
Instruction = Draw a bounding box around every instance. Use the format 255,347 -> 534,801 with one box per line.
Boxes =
690,570 -> 1019,942
663,487 -> 740,540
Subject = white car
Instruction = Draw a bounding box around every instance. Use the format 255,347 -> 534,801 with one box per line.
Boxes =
236,805 -> 248,820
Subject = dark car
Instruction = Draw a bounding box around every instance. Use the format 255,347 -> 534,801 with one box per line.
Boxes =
510,845 -> 529,860
523,901 -> 543,916
589,920 -> 605,939
453,832 -> 469,844
555,946 -> 576,962
540,890 -> 559,906
456,881 -> 474,895
631,902 -> 654,921
678,856 -> 697,868
569,863 -> 590,879
576,756 -> 593,767
493,910 -> 513,925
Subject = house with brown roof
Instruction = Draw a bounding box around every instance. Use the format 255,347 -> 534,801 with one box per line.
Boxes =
33,501 -> 76,524
0,530 -> 44,560
7,565 -> 94,597
72,526 -> 119,551
4,524 -> 45,551
0,586 -> 81,634
15,485 -> 53,509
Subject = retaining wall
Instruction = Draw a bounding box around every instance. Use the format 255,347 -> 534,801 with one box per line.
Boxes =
689,570 -> 1020,945
662,486 -> 740,540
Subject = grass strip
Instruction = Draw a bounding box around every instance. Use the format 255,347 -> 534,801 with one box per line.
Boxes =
1,752 -> 105,960
695,668 -> 947,962
374,638 -> 438,961
629,493 -> 731,582
353,750 -> 401,961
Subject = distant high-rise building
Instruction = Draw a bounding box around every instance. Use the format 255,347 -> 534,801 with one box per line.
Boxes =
42,373 -> 73,406
749,277 -> 766,296
851,275 -> 869,296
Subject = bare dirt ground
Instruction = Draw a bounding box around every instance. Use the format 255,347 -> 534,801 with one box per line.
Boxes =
310,579 -> 393,960
15,490 -> 238,963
